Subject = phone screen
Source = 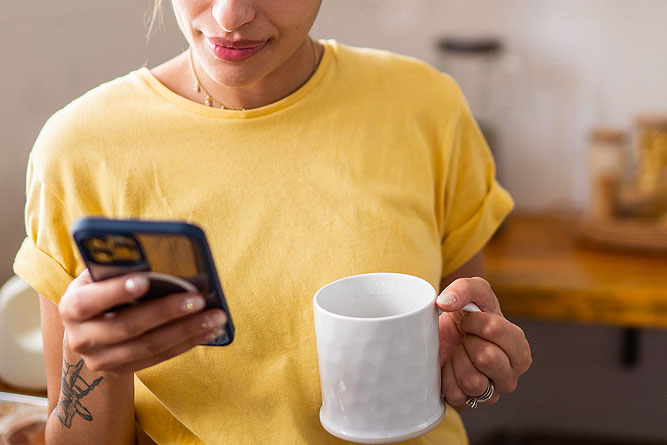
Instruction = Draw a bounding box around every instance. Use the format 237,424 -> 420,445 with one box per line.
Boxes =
81,232 -> 211,300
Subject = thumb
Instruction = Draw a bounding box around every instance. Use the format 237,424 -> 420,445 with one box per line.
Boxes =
435,277 -> 502,316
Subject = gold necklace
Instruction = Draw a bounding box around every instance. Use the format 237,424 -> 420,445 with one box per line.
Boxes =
189,38 -> 319,110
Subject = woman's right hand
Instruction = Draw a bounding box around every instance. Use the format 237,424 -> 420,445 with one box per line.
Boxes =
58,270 -> 227,375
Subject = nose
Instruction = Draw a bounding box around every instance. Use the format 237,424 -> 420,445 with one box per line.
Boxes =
212,0 -> 255,33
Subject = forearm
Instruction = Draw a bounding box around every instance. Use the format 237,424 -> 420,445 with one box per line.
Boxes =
46,350 -> 135,445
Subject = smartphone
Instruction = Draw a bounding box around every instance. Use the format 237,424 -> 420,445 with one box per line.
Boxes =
71,217 -> 234,346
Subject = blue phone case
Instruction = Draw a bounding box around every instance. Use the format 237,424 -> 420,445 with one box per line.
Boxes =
72,217 -> 234,346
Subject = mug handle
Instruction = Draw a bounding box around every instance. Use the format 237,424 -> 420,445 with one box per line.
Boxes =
462,303 -> 481,312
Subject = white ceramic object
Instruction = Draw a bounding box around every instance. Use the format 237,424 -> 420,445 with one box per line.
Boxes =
313,273 -> 445,444
0,276 -> 47,390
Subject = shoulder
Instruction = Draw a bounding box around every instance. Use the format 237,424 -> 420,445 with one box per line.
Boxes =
329,42 -> 436,79
323,41 -> 468,115
37,69 -> 150,143
30,69 -> 152,181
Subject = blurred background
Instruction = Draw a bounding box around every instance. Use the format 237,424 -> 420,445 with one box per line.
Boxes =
1,0 -> 666,443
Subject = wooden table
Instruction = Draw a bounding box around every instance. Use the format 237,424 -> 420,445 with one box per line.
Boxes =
484,212 -> 667,329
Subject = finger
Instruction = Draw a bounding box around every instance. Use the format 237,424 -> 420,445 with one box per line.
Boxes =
436,277 -> 502,316
106,326 -> 224,375
451,344 -> 489,399
71,292 -> 208,352
438,309 -> 464,366
441,359 -> 467,407
82,308 -> 227,372
462,334 -> 515,393
60,273 -> 150,322
65,269 -> 93,291
460,312 -> 532,373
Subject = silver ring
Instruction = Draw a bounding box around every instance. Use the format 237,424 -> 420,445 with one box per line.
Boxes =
465,380 -> 494,409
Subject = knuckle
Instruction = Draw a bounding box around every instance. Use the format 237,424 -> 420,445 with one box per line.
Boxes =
516,329 -> 533,371
85,357 -> 104,372
453,278 -> 475,296
505,379 -> 518,393
471,276 -> 491,290
459,372 -> 485,395
61,293 -> 85,320
482,318 -> 502,339
67,337 -> 84,353
473,347 -> 496,370
112,319 -> 136,340
513,324 -> 528,344
70,339 -> 87,353
66,332 -> 89,354
521,349 -> 533,372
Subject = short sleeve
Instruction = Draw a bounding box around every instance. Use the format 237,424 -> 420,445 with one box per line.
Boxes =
13,155 -> 78,304
439,99 -> 514,276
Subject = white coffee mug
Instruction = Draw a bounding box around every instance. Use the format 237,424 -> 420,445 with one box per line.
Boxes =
313,273 -> 446,444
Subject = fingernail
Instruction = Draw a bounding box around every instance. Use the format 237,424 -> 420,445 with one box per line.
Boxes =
437,291 -> 458,306
125,275 -> 149,294
206,328 -> 224,341
202,312 -> 227,329
181,296 -> 205,313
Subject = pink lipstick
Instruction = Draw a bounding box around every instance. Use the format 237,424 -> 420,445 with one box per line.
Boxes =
205,37 -> 268,62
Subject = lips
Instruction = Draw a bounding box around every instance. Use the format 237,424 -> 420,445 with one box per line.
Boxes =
205,37 -> 268,62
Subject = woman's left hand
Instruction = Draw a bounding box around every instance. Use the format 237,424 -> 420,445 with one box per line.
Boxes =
436,277 -> 532,407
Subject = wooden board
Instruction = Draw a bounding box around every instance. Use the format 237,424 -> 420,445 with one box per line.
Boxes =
484,212 -> 667,329
578,217 -> 667,253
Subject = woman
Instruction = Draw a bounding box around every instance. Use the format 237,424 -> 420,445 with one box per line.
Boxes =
14,0 -> 531,443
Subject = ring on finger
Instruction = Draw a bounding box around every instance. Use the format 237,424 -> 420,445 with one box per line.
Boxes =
465,380 -> 494,409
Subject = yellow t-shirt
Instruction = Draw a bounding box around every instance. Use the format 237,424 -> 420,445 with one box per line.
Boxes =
14,40 -> 512,444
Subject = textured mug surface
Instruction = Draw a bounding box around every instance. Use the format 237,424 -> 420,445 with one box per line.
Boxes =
313,273 -> 445,444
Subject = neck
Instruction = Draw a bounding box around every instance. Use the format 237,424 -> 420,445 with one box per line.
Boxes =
191,38 -> 320,110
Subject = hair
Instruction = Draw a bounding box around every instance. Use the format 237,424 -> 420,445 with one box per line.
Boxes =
145,0 -> 164,42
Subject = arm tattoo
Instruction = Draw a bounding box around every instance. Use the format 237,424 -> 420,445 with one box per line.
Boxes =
56,359 -> 103,428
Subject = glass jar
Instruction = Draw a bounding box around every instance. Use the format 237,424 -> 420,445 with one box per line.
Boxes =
436,37 -> 504,132
588,128 -> 626,219
435,36 -> 520,186
635,115 -> 667,195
